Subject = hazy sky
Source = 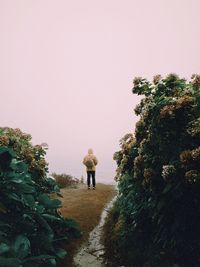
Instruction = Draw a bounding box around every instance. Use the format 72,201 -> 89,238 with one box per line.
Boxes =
0,0 -> 199,183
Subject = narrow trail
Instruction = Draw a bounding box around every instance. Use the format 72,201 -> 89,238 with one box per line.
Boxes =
73,196 -> 117,267
59,183 -> 117,267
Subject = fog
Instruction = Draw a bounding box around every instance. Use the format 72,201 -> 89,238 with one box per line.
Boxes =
0,0 -> 199,183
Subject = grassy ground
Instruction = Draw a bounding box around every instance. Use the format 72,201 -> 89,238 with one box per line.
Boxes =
58,183 -> 117,267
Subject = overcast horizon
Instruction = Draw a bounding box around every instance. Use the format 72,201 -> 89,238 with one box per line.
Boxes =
1,0 -> 200,183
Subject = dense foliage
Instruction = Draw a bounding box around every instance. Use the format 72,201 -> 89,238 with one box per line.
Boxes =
0,128 -> 58,193
104,74 -> 200,267
0,128 -> 80,267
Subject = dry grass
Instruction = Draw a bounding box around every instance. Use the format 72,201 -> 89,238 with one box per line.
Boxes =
52,173 -> 79,188
57,183 -> 117,267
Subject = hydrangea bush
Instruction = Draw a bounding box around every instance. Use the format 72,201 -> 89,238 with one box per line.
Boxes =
0,127 -> 58,193
104,74 -> 200,267
0,128 -> 80,267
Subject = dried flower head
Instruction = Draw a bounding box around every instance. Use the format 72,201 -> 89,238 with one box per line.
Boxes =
175,96 -> 194,109
185,170 -> 200,184
180,150 -> 192,165
160,105 -> 175,119
121,155 -> 128,166
0,136 -> 9,146
144,168 -> 156,181
191,147 -> 200,161
166,73 -> 179,81
134,155 -> 143,170
162,165 -> 176,181
160,96 -> 193,119
133,77 -> 143,86
41,142 -> 49,149
187,119 -> 200,137
153,74 -> 162,85
191,74 -> 200,88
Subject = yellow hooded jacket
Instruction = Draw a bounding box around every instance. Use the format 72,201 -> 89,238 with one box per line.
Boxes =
83,149 -> 98,171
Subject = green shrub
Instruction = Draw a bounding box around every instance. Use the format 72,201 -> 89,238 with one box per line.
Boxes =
0,127 -> 58,193
0,128 -> 81,267
103,200 -> 123,267
106,74 -> 200,267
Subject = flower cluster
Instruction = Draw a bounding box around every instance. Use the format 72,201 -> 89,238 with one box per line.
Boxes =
180,147 -> 200,169
153,74 -> 162,85
0,135 -> 9,146
160,104 -> 175,119
114,133 -> 135,180
0,127 -> 49,181
141,168 -> 156,190
180,150 -> 192,165
186,119 -> 200,137
185,170 -> 200,184
160,96 -> 194,119
144,168 -> 156,182
162,165 -> 176,181
110,74 -> 200,267
166,73 -> 179,82
133,77 -> 143,87
176,96 -> 194,108
134,155 -> 143,170
191,74 -> 200,88
191,146 -> 200,161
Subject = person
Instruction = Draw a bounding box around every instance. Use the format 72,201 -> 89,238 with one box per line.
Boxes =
83,148 -> 98,190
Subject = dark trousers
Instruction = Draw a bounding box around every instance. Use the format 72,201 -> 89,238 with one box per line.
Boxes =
87,171 -> 96,187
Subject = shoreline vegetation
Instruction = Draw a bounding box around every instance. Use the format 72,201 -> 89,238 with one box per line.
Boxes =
57,183 -> 117,267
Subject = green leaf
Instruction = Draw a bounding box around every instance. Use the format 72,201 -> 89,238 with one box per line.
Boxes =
24,254 -> 55,262
0,147 -> 14,157
42,214 -> 61,222
0,231 -> 7,237
37,194 -> 61,209
17,183 -> 35,194
0,257 -> 22,266
23,195 -> 35,207
13,235 -> 30,259
10,160 -> 28,173
156,200 -> 165,213
0,149 -> 13,169
55,248 -> 67,259
48,258 -> 57,266
162,183 -> 172,194
0,243 -> 10,255
34,214 -> 53,235
7,193 -> 21,202
35,205 -> 45,213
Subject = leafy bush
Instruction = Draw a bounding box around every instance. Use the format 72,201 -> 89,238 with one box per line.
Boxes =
103,201 -> 122,267
52,173 -> 79,188
104,74 -> 200,267
0,128 -> 81,267
0,128 -> 58,193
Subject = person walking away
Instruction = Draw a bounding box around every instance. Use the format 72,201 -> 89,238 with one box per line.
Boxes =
83,149 -> 98,190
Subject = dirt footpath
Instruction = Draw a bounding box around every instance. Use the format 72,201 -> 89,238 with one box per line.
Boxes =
58,183 -> 117,267
74,196 -> 117,267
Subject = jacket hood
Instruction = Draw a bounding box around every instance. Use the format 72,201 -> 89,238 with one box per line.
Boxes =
88,148 -> 93,154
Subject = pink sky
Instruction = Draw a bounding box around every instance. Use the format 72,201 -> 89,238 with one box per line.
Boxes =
0,0 -> 200,183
